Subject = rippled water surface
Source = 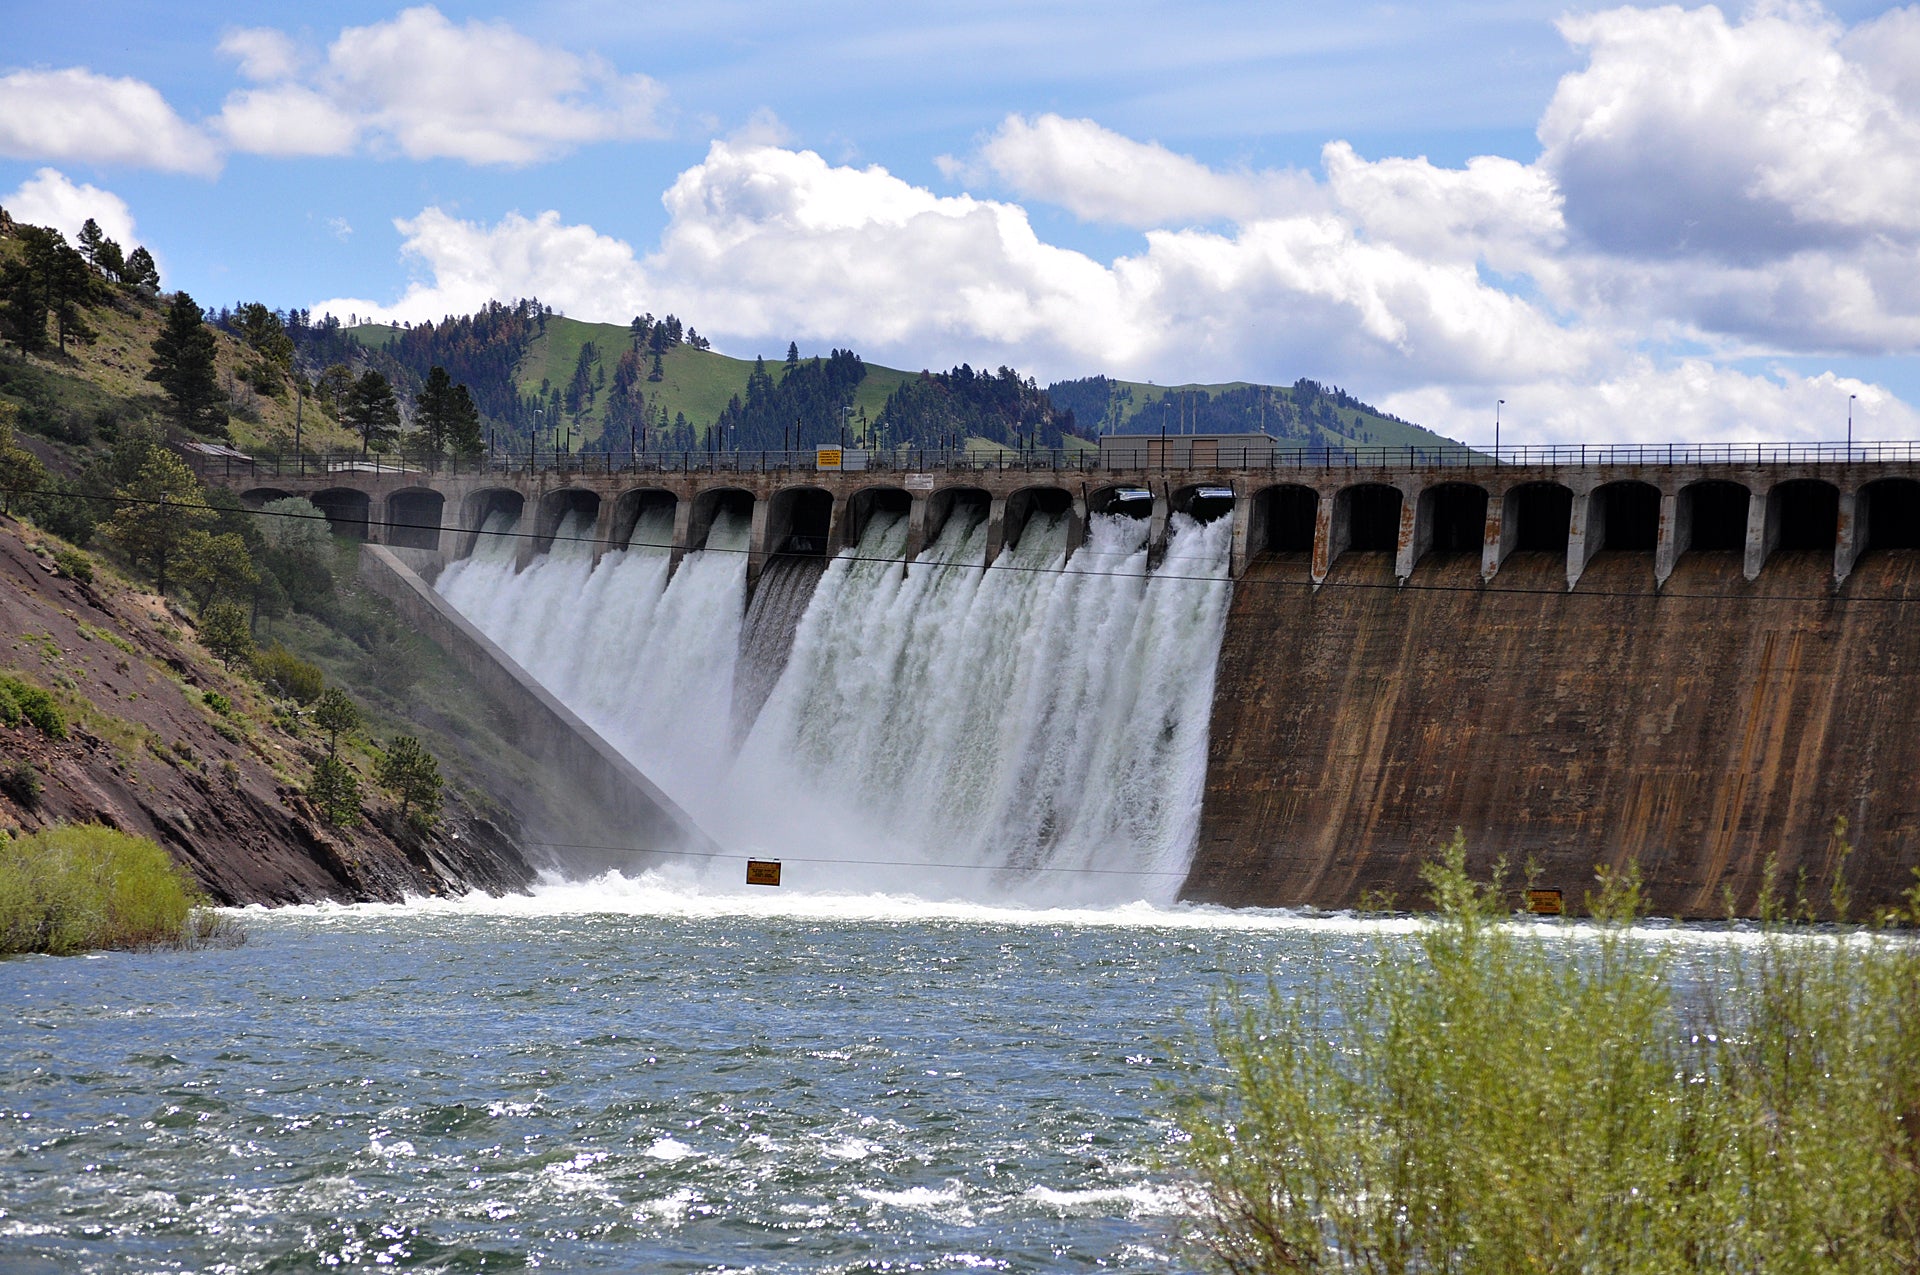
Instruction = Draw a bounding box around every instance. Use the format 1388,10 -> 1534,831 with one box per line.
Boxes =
0,884 -> 1373,1272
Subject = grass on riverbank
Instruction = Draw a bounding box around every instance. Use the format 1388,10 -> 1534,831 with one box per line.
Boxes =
0,824 -> 241,955
1173,838 -> 1920,1274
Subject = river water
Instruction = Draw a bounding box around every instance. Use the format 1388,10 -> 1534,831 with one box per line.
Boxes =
0,885 -> 1393,1272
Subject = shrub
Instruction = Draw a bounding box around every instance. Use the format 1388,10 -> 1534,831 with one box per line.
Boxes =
0,824 -> 241,955
1172,837 -> 1920,1274
202,689 -> 231,716
253,642 -> 324,704
0,673 -> 67,738
52,547 -> 94,584
1,759 -> 43,810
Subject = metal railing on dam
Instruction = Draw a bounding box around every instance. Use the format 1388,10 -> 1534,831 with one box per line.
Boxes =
190,440 -> 1920,591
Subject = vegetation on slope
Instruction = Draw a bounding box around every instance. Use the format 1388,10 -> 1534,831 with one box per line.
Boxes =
309,310 -> 1458,459
0,823 -> 240,955
1174,837 -> 1920,1273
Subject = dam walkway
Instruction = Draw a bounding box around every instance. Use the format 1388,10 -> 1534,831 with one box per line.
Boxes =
191,440 -> 1920,590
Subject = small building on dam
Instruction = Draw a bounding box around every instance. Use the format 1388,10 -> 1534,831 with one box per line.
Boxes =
203,442 -> 1920,917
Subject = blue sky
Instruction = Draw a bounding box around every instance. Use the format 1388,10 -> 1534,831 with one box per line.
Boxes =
4,1 -> 1919,443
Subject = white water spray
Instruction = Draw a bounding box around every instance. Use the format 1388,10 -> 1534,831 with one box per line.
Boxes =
436,501 -> 1233,904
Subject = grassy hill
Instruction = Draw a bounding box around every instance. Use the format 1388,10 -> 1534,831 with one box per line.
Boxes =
345,316 -> 1459,454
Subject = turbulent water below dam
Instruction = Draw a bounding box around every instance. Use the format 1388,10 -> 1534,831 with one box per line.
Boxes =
439,504 -> 1235,904
0,888 -> 1395,1272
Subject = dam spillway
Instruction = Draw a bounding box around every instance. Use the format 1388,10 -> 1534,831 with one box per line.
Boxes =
216,448 -> 1920,914
436,501 -> 1234,903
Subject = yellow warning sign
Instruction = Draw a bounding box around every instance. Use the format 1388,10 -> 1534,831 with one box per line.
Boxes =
816,447 -> 843,470
1526,889 -> 1563,915
746,859 -> 783,887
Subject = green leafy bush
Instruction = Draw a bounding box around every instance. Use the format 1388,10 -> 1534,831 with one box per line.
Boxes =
202,689 -> 231,716
1,759 -> 43,810
52,547 -> 94,583
253,642 -> 324,704
1173,837 -> 1920,1274
0,824 -> 241,955
0,673 -> 66,738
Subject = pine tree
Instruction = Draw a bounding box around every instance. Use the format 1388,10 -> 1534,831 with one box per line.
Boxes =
147,291 -> 225,433
343,370 -> 401,456
101,451 -> 215,596
446,385 -> 483,457
377,735 -> 442,828
313,688 -> 359,757
123,246 -> 160,291
76,219 -> 105,262
415,365 -> 457,454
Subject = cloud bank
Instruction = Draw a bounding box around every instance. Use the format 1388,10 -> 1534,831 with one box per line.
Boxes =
315,4 -> 1920,443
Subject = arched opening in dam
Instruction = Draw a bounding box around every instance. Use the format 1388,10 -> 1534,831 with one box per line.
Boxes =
462,488 -> 525,554
1506,482 -> 1572,553
1596,481 -> 1659,552
842,487 -> 911,552
310,488 -> 371,540
1421,483 -> 1487,555
386,488 -> 445,552
611,489 -> 677,551
1863,478 -> 1920,551
239,486 -> 294,508
1336,483 -> 1401,555
690,488 -> 755,551
1257,485 -> 1317,553
1769,479 -> 1838,552
1681,481 -> 1748,553
1088,485 -> 1154,520
1004,487 -> 1071,551
536,489 -> 599,555
768,487 -> 835,556
1172,484 -> 1235,525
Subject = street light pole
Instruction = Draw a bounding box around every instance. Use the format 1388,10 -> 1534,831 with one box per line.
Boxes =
1495,399 -> 1505,463
1849,393 -> 1857,458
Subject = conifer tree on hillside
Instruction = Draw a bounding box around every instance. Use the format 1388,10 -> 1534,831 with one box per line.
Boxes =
147,291 -> 225,433
123,246 -> 159,291
415,365 -> 457,453
446,384 -> 483,456
343,370 -> 401,457
102,451 -> 214,596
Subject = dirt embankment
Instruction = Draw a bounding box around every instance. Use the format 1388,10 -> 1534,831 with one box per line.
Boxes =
1186,547 -> 1920,917
0,516 -> 532,904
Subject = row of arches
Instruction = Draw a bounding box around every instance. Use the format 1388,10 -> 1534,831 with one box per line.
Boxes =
242,473 -> 1920,585
1252,477 -> 1920,560
243,480 -> 1237,560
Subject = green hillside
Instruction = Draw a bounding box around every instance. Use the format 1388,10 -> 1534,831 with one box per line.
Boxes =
341,315 -> 1462,455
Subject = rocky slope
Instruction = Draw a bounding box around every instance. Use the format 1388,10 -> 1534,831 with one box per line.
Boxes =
0,515 -> 534,904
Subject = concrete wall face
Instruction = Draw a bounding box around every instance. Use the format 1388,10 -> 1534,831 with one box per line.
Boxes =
1187,549 -> 1920,917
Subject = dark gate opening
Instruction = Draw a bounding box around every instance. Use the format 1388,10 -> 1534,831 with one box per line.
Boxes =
1263,486 -> 1317,552
1344,484 -> 1401,552
1599,482 -> 1659,552
1865,478 -> 1920,550
1510,484 -> 1572,553
1428,484 -> 1487,554
1773,480 -> 1838,551
1684,482 -> 1748,552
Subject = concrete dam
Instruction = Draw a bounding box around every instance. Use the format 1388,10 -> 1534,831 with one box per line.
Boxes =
213,445 -> 1920,915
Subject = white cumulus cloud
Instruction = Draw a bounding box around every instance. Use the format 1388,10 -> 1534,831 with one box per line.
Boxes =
949,113 -> 1319,228
217,5 -> 668,165
0,67 -> 221,175
3,168 -> 139,250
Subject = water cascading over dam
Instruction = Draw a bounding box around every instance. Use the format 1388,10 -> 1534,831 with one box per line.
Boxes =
437,504 -> 1235,902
